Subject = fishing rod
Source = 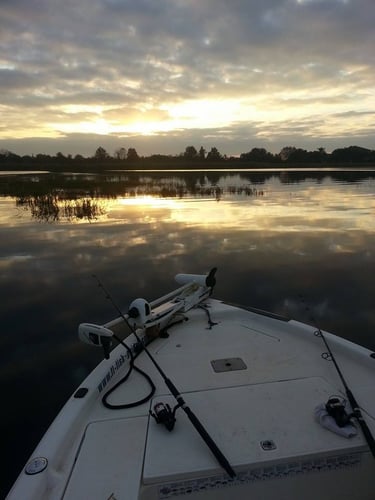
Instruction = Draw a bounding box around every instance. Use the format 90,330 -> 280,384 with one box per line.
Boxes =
93,274 -> 236,479
301,296 -> 375,458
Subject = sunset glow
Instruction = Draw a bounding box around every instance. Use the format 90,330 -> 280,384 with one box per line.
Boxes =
1,1 -> 375,156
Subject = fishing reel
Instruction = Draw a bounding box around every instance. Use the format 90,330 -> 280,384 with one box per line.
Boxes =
150,402 -> 178,432
325,397 -> 352,427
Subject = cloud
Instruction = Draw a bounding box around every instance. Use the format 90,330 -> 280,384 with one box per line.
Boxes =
1,0 -> 375,155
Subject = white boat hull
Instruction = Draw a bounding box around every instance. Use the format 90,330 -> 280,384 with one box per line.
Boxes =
7,277 -> 375,499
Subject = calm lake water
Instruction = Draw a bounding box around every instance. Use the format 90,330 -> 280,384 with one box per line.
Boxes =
1,168 -> 375,497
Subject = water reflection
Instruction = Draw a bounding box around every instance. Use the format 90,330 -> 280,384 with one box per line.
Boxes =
1,170 -> 373,348
1,171 -> 372,234
0,169 -> 374,498
7,173 -> 265,222
16,194 -> 106,222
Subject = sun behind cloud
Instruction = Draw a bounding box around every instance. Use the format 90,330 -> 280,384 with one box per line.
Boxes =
1,0 -> 375,155
49,98 -> 247,137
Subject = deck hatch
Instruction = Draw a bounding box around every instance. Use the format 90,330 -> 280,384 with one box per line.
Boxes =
211,357 -> 247,373
144,378 -> 367,485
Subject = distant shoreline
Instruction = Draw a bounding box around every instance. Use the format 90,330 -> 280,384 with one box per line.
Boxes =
1,160 -> 375,173
2,144 -> 375,172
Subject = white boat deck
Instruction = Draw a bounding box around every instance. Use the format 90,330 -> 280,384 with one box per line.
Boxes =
7,299 -> 375,500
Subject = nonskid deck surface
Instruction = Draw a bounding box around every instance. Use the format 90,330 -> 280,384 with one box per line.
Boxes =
7,299 -> 375,500
64,300 -> 375,499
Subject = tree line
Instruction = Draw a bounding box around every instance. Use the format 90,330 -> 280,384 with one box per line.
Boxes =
1,144 -> 375,171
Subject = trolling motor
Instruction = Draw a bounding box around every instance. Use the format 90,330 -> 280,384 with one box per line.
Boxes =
78,272 -> 236,478
325,397 -> 352,427
78,323 -> 113,359
150,402 -> 178,431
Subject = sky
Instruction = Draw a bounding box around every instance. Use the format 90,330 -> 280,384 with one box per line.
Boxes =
1,0 -> 375,157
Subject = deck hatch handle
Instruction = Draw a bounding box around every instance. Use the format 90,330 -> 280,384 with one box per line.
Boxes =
260,440 -> 277,451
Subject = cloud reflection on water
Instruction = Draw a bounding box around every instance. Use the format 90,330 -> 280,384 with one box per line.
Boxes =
0,171 -> 374,366
0,170 -> 375,498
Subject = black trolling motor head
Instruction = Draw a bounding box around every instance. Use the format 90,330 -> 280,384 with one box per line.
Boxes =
326,397 -> 352,427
